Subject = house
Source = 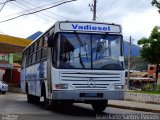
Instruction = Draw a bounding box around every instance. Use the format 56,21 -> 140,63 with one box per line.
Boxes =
148,64 -> 160,84
0,34 -> 31,91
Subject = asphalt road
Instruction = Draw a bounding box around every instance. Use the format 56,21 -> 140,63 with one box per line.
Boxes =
0,93 -> 159,120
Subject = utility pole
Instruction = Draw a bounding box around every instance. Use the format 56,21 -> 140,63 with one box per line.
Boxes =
89,0 -> 97,21
93,0 -> 97,21
127,36 -> 132,90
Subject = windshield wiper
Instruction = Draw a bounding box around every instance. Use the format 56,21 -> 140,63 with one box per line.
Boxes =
79,53 -> 85,68
73,32 -> 88,60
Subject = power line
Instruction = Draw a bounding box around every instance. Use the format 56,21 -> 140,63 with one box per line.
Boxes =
101,0 -> 118,20
0,0 -> 66,19
107,0 -> 118,10
97,12 -> 104,22
19,0 -> 70,20
96,0 -> 106,22
11,2 -> 51,21
12,1 -> 57,21
0,0 -> 15,12
0,2 -> 5,5
0,0 -> 77,23
89,0 -> 101,22
89,0 -> 106,21
97,8 -> 105,21
0,0 -> 15,5
0,2 -> 6,12
96,16 -> 101,22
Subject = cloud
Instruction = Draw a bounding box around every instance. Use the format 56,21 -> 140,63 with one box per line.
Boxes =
102,0 -> 153,22
53,0 -> 92,21
121,8 -> 160,42
0,0 -> 159,43
0,15 -> 53,38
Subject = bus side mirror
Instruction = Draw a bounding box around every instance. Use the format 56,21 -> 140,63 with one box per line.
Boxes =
48,33 -> 58,47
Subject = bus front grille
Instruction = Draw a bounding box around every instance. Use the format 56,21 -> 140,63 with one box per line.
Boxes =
60,72 -> 122,89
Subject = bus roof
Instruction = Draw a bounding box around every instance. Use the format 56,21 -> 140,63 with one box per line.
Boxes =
23,21 -> 122,51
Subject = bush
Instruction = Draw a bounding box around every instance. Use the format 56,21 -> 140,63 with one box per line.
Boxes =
157,84 -> 160,91
13,53 -> 22,64
142,84 -> 153,92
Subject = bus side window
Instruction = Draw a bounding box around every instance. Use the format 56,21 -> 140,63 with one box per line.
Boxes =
37,41 -> 40,50
31,44 -> 35,64
44,35 -> 48,46
35,41 -> 39,62
25,51 -> 28,66
52,34 -> 58,67
39,38 -> 43,48
36,38 -> 43,61
21,53 -> 25,69
41,37 -> 47,59
37,50 -> 41,62
42,46 -> 47,59
31,44 -> 36,64
28,47 -> 32,65
27,47 -> 31,66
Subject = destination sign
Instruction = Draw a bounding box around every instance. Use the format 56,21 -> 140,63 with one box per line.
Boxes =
59,22 -> 121,33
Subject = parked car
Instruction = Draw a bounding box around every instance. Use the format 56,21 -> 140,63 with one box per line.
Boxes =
0,81 -> 8,94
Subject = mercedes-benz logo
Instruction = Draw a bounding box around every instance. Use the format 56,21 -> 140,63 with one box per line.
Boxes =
87,79 -> 95,87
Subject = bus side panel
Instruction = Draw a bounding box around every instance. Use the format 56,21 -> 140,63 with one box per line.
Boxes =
20,55 -> 26,93
25,61 -> 47,97
28,81 -> 35,95
35,81 -> 41,97
36,61 -> 47,97
27,66 -> 34,95
20,68 -> 26,93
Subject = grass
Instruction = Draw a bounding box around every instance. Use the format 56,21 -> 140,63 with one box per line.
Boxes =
128,90 -> 160,94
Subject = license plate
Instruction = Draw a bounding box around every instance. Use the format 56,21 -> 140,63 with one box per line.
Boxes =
84,93 -> 97,97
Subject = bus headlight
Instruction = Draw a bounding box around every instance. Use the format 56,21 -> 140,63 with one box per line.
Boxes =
114,85 -> 124,90
55,84 -> 68,89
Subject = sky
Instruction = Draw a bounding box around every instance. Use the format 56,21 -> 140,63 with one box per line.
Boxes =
0,0 -> 160,44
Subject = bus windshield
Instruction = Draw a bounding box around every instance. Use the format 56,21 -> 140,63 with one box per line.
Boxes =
55,32 -> 124,70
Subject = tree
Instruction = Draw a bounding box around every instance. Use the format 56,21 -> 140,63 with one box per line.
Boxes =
13,53 -> 22,64
124,57 -> 148,71
152,0 -> 160,13
138,26 -> 160,86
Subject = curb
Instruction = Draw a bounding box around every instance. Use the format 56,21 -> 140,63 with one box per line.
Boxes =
108,104 -> 160,113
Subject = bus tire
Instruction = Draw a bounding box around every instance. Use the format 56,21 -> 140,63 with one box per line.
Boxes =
33,95 -> 40,103
26,84 -> 40,103
2,91 -> 6,94
27,93 -> 40,103
91,100 -> 108,113
26,84 -> 32,103
27,94 -> 33,103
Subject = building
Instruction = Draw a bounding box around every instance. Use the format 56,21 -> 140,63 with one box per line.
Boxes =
148,64 -> 160,84
0,53 -> 13,81
0,34 -> 31,91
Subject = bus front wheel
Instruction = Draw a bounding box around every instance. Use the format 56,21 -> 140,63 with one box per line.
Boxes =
91,100 -> 108,113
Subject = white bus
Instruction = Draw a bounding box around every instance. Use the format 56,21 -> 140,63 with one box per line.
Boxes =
21,21 -> 125,113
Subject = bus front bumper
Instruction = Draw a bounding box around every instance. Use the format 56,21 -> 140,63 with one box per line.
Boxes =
52,90 -> 124,101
